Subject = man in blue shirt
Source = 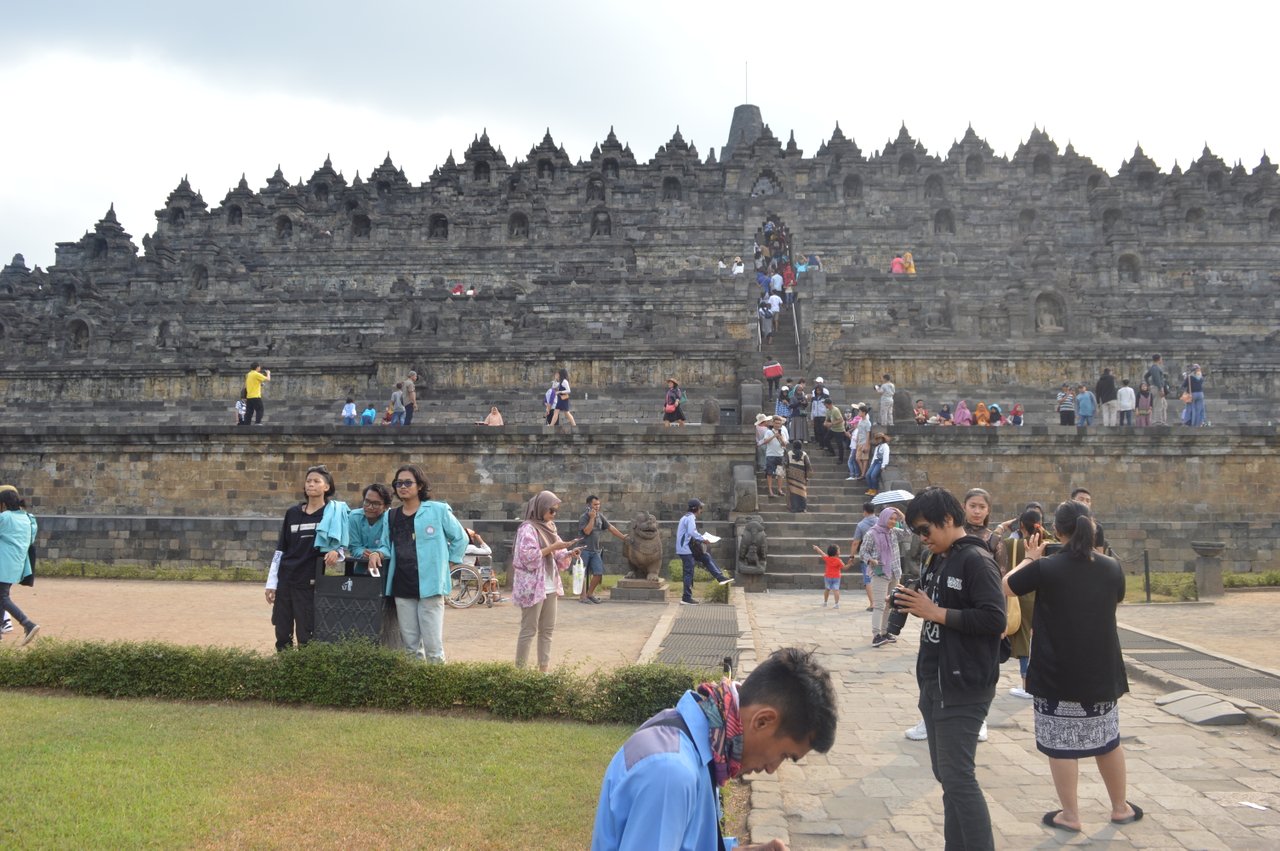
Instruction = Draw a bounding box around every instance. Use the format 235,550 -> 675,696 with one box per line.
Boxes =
675,499 -> 733,606
592,647 -> 838,851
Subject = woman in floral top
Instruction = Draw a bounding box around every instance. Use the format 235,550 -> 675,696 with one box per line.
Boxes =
512,490 -> 581,671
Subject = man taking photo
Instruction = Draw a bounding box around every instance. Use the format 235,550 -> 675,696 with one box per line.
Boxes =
894,486 -> 1005,851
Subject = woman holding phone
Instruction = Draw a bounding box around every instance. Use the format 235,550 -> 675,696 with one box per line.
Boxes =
512,490 -> 581,671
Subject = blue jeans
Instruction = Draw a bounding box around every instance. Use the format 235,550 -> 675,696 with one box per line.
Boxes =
391,411 -> 404,426
1077,414 -> 1093,426
919,680 -> 995,851
343,416 -> 356,426
848,451 -> 862,478
865,459 -> 883,490
679,553 -> 726,602
0,582 -> 33,631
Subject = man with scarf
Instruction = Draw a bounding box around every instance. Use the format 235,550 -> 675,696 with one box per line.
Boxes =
592,647 -> 838,851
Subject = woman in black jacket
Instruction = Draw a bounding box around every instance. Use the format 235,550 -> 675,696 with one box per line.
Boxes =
1006,500 -> 1141,833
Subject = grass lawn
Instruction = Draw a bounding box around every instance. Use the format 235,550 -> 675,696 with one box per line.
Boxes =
0,691 -> 631,849
1123,571 -> 1196,603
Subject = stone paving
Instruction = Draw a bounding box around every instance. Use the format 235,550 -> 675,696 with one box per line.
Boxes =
736,589 -> 1280,850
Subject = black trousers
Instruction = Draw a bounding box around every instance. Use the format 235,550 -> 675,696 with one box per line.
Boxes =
273,585 -> 315,651
242,397 -> 265,425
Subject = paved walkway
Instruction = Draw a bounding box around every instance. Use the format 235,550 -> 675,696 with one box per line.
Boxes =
736,589 -> 1280,850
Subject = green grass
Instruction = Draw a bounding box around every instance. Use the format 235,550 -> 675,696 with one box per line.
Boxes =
0,690 -> 629,849
1123,572 -> 1197,603
667,559 -> 730,603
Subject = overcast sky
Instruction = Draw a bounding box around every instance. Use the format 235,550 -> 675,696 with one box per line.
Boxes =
2,0 -> 1275,268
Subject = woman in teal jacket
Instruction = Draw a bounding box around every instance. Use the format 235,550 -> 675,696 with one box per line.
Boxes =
0,488 -> 39,646
384,465 -> 467,662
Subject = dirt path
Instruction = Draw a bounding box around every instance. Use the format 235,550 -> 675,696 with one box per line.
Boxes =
4,578 -> 668,673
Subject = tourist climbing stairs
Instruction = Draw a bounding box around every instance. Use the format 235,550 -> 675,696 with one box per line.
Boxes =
753,443 -> 872,590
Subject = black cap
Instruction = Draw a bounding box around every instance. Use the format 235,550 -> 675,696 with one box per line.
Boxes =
688,499 -> 704,511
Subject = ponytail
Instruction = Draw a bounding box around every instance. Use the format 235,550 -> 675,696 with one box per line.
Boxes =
1054,500 -> 1095,561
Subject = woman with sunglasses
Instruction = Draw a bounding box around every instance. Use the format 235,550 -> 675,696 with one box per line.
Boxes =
512,490 -> 581,671
384,465 -> 467,663
264,465 -> 348,651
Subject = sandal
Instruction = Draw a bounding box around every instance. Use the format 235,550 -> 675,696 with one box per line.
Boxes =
1041,811 -> 1080,833
1111,803 -> 1144,825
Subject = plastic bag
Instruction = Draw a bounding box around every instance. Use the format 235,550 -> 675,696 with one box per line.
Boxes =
571,557 -> 586,596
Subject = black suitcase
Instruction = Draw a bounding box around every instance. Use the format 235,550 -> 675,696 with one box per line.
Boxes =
313,558 -> 385,643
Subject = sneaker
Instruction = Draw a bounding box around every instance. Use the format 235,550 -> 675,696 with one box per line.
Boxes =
978,721 -> 989,742
904,720 -> 928,741
865,489 -> 878,496
588,595 -> 603,604
679,599 -> 699,606
0,618 -> 12,634
19,623 -> 40,647
845,476 -> 857,481
871,634 -> 888,647
717,577 -> 735,586
865,606 -> 873,611
882,632 -> 897,643
832,603 -> 839,609
1009,687 -> 1033,699
822,601 -> 828,607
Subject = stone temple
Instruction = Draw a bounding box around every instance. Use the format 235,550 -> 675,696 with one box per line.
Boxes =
0,105 -> 1277,586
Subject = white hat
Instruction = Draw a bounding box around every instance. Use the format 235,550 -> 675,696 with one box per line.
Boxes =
780,385 -> 790,392
815,376 -> 824,383
754,413 -> 772,425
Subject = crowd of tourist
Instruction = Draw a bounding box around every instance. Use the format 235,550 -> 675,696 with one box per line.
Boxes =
1055,355 -> 1208,427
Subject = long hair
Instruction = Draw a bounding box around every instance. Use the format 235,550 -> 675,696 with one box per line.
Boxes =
1054,500 -> 1095,561
963,488 -> 993,528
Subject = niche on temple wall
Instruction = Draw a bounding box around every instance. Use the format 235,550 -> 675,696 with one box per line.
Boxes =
898,153 -> 916,175
428,214 -> 449,239
1269,208 -> 1280,236
508,212 -> 529,240
843,174 -> 863,201
924,175 -> 944,200
1033,291 -> 1066,334
965,154 -> 983,178
66,317 -> 92,353
1117,254 -> 1140,284
662,176 -> 683,201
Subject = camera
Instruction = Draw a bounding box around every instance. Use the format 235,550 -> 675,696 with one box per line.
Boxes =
885,578 -> 921,636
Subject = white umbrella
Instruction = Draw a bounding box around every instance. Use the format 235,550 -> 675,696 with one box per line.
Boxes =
871,489 -> 914,506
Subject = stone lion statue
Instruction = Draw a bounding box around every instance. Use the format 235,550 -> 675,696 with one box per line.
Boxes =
737,514 -> 767,575
622,512 -> 665,581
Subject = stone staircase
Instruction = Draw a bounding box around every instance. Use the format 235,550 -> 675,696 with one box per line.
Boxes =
753,447 -> 877,590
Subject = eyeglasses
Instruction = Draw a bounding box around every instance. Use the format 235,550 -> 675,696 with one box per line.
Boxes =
363,499 -> 386,508
911,523 -> 933,538
393,480 -> 416,489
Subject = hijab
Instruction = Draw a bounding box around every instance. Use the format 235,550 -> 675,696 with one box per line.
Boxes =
903,251 -> 916,274
974,402 -> 989,425
868,507 -> 898,564
522,490 -> 563,567
939,403 -> 952,420
954,400 -> 972,425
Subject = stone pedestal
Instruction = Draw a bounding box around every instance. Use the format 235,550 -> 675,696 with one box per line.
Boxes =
611,578 -> 668,602
1191,541 -> 1225,599
739,572 -> 767,593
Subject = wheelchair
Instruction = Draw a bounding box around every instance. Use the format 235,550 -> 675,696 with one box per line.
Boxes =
446,547 -> 501,609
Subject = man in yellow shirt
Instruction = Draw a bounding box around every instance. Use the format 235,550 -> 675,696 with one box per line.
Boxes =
242,363 -> 271,425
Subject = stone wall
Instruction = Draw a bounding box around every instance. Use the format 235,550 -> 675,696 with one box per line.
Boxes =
7,425 -> 1277,575
889,426 -> 1280,572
